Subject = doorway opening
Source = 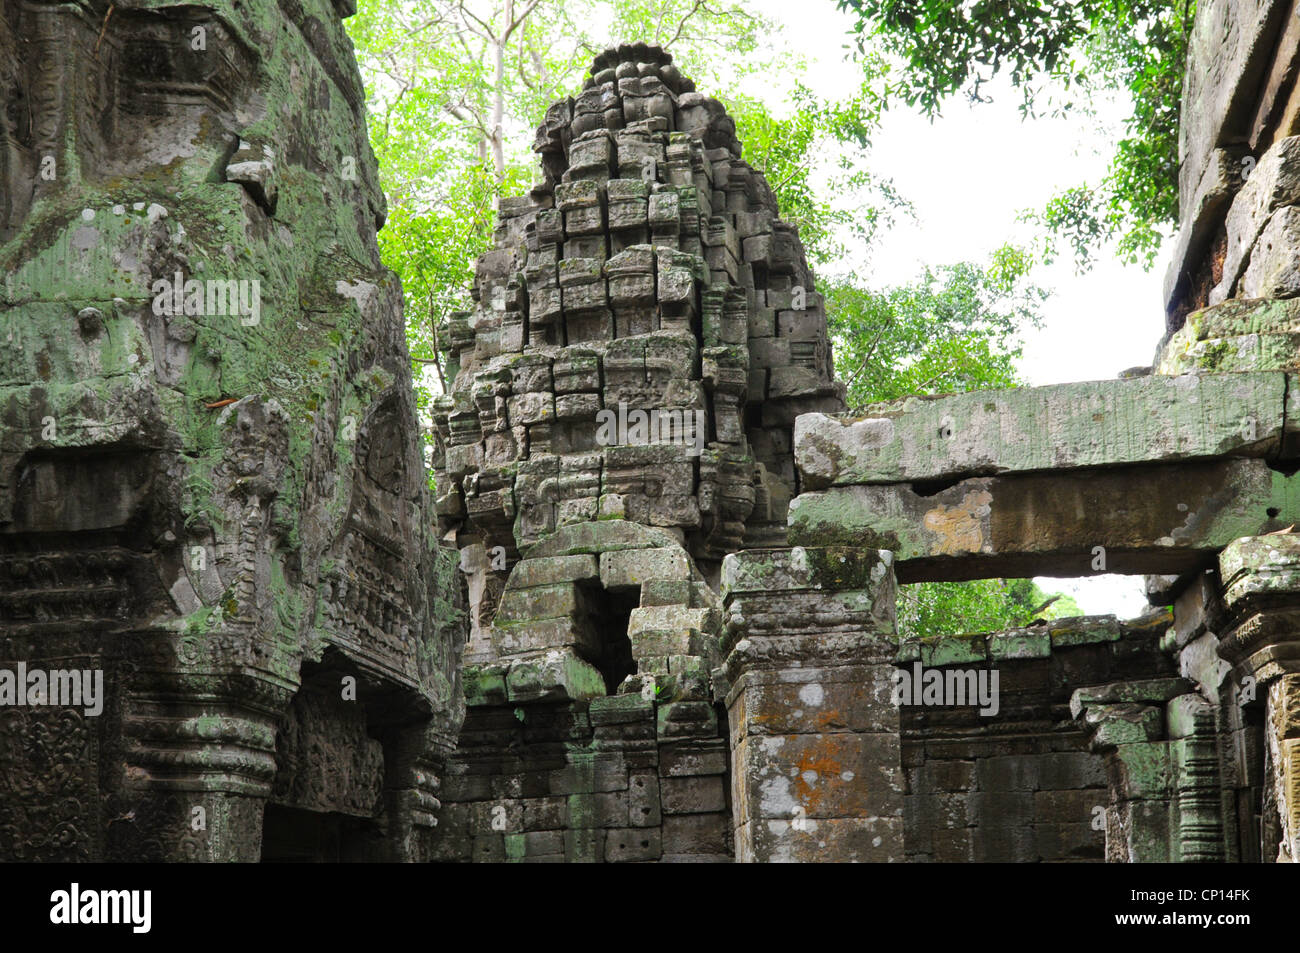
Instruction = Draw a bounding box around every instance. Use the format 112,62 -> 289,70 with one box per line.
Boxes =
259,804 -> 386,862
578,581 -> 640,694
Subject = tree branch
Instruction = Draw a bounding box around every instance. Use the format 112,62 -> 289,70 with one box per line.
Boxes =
456,0 -> 497,41
843,313 -> 894,390
664,0 -> 706,49
502,0 -> 546,45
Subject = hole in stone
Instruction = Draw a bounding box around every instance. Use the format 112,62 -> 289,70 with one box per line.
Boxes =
576,580 -> 639,694
910,477 -> 962,498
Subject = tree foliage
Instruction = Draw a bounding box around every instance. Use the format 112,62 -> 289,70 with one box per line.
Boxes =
725,78 -> 903,266
837,0 -> 1194,270
898,578 -> 1082,641
828,243 -> 1046,409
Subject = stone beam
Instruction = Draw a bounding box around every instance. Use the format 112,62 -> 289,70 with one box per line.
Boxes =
788,458 -> 1300,583
795,372 -> 1292,489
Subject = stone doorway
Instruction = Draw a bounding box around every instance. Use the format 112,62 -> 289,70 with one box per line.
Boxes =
577,580 -> 640,694
259,804 -> 386,862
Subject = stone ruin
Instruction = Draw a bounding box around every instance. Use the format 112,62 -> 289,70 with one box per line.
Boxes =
426,3 -> 1300,862
6,0 -> 1300,864
0,0 -> 461,861
424,40 -> 842,861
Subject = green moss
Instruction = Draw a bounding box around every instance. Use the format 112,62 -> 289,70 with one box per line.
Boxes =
1196,340 -> 1232,371
181,458 -> 224,535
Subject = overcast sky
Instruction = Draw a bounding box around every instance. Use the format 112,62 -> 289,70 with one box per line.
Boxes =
746,0 -> 1157,618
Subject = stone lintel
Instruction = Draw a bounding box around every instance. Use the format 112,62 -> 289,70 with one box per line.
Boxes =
789,458 -> 1300,583
795,372 -> 1290,489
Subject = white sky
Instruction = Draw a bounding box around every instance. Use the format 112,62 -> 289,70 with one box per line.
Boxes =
745,0 -> 1156,618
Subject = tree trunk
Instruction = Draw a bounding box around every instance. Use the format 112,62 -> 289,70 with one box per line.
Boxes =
489,0 -> 510,191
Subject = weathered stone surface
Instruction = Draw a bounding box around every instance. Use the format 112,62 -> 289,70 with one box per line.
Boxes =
896,615 -> 1120,667
508,554 -> 601,589
1164,146 -> 1246,315
526,520 -> 680,558
1156,297 -> 1300,375
1220,534 -> 1300,611
1213,136 -> 1300,304
0,0 -> 464,862
728,666 -> 897,735
660,775 -> 726,813
789,458 -> 1300,582
1179,0 -> 1286,232
1070,678 -> 1193,720
721,545 -> 894,596
599,546 -> 690,588
503,650 -> 606,702
1240,206 -> 1300,299
739,816 -> 904,863
795,373 -> 1289,489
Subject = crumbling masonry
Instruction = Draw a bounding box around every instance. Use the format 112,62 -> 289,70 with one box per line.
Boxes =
0,0 -> 461,862
5,0 -> 1300,863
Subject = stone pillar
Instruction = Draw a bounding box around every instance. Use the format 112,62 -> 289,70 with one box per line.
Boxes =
720,546 -> 902,862
1071,678 -> 1187,862
1218,535 -> 1300,862
110,653 -> 296,862
384,723 -> 457,863
1070,676 -> 1230,863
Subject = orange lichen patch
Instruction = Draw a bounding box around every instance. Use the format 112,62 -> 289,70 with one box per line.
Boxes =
922,489 -> 991,555
792,745 -> 844,813
812,706 -> 849,732
748,708 -> 850,734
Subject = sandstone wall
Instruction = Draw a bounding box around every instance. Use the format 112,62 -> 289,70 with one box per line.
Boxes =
0,0 -> 463,862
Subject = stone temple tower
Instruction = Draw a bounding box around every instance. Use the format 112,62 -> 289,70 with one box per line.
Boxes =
429,45 -> 844,861
433,43 -> 844,701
